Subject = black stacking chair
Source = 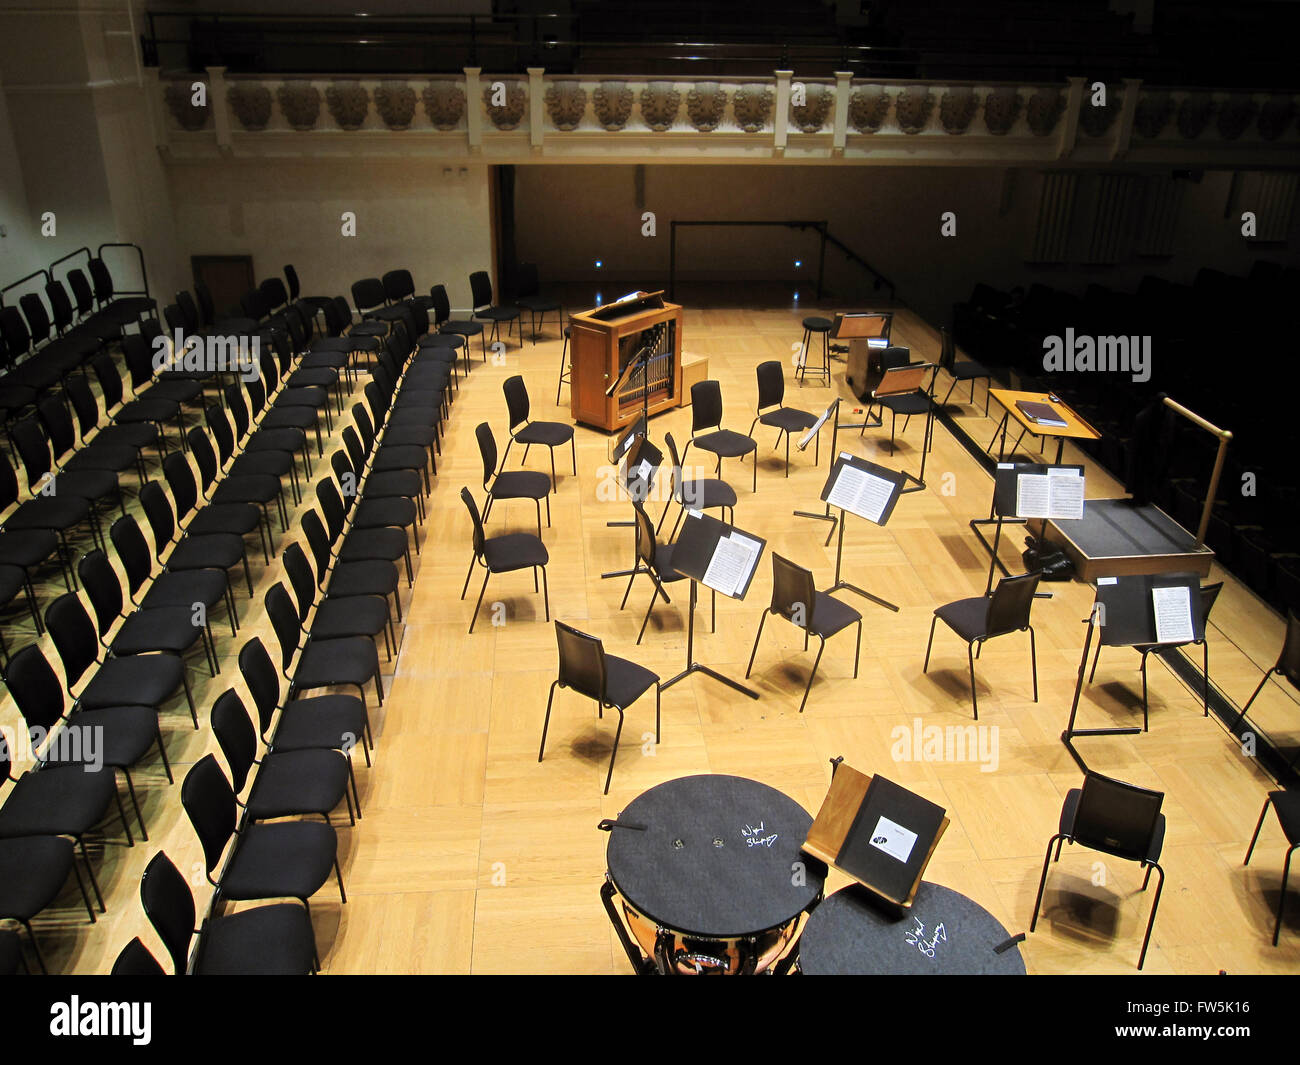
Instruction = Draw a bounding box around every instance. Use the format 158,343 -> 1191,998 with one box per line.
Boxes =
9,416 -> 117,539
429,283 -> 485,364
459,486 -> 549,635
659,432 -> 735,538
188,425 -> 288,537
364,381 -> 438,463
194,278 -> 217,329
502,374 -> 575,490
923,570 -> 1042,719
259,277 -> 289,316
625,498 -> 696,645
87,256 -> 155,326
239,635 -> 372,775
180,754 -> 346,921
121,332 -> 204,409
514,262 -> 562,344
797,315 -> 832,386
65,372 -> 163,466
746,553 -> 862,713
218,385 -> 306,498
331,445 -> 420,552
747,360 -> 819,477
0,738 -> 119,937
140,479 -> 255,598
265,582 -> 385,707
301,507 -> 402,635
476,421 -> 549,538
3,642 -> 166,844
110,937 -> 165,975
141,850 -> 317,975
938,326 -> 992,415
284,264 -> 333,323
91,351 -> 180,451
1,445 -> 91,587
211,687 -> 355,826
38,394 -> 145,489
45,590 -> 198,728
0,563 -> 41,665
163,449 -> 269,569
0,831 -> 97,974
110,513 -> 238,640
1244,790 -> 1300,946
469,270 -> 521,349
539,620 -> 661,794
246,371 -> 322,459
353,403 -> 432,496
1088,582 -> 1223,729
77,548 -> 217,677
1232,612 -> 1300,744
283,540 -> 393,661
351,278 -> 390,326
686,380 -> 757,493
313,477 -> 411,589
1030,770 -> 1166,970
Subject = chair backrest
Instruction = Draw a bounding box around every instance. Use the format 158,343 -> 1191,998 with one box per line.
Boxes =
428,284 -> 451,326
77,549 -> 124,638
632,499 -> 658,569
1278,611 -> 1300,689
313,481 -> 347,545
195,278 -> 215,326
139,852 -> 195,976
475,422 -> 500,488
330,451 -> 356,505
663,432 -> 684,503
351,278 -> 385,314
330,296 -> 354,333
321,297 -> 346,337
341,426 -> 367,472
37,396 -> 77,460
554,620 -> 607,702
755,360 -> 785,412
383,269 -> 415,304
67,269 -> 96,318
515,262 -> 540,299
282,305 -> 309,352
469,270 -> 494,310
282,542 -> 318,616
91,352 -> 125,412
10,417 -> 54,487
186,428 -> 222,492
87,258 -> 116,303
162,452 -> 201,518
690,380 -> 723,434
986,570 -> 1042,636
204,404 -> 238,464
224,383 -> 251,440
163,303 -> 186,335
237,637 -> 282,739
284,264 -> 302,302
111,937 -> 166,976
45,281 -> 76,334
264,582 -> 303,671
769,553 -> 817,628
210,687 -> 259,794
109,515 -> 153,596
502,375 -> 530,433
363,382 -> 387,428
1,643 -> 65,736
1070,770 -> 1164,862
939,327 -> 955,370
64,374 -> 102,440
121,333 -> 157,392
1198,582 -> 1223,630
351,404 -> 376,453
259,276 -> 288,314
881,345 -> 912,372
175,290 -> 201,334
0,305 -> 32,359
460,486 -> 487,558
180,754 -> 237,881
44,591 -> 100,689
20,292 -> 52,344
138,481 -> 177,555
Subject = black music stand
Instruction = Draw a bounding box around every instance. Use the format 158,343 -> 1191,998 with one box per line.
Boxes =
817,453 -> 906,612
974,463 -> 1084,595
661,511 -> 765,699
601,435 -> 664,581
792,398 -> 842,539
1062,572 -> 1204,772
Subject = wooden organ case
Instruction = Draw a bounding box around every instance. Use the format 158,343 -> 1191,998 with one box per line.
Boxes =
568,292 -> 684,432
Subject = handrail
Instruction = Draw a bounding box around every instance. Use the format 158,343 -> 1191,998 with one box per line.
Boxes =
811,226 -> 896,304
0,268 -> 51,308
1162,396 -> 1231,547
97,243 -> 151,300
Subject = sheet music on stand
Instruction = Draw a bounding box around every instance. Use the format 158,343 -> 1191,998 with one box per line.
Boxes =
673,511 -> 767,601
610,414 -> 647,465
701,529 -> 763,597
1012,465 -> 1085,520
820,453 -> 907,526
798,400 -> 838,452
622,436 -> 662,505
1152,584 -> 1195,644
1092,572 -> 1204,648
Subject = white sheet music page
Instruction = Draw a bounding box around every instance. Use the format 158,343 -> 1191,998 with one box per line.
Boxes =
1015,473 -> 1050,518
1047,469 -> 1084,520
827,464 -> 893,524
1152,585 -> 1195,644
702,532 -> 760,597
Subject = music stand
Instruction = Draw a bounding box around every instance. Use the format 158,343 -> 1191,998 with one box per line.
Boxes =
975,463 -> 1084,595
818,453 -> 906,611
601,435 -> 664,581
861,362 -> 938,494
660,510 -> 766,699
603,413 -> 648,532
1062,571 -> 1204,772
792,398 -> 842,538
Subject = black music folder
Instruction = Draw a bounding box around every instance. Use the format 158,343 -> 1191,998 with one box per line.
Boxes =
671,510 -> 766,600
804,764 -> 949,909
1015,400 -> 1068,428
819,453 -> 907,526
622,436 -> 662,503
1093,572 -> 1204,648
993,462 -> 1085,520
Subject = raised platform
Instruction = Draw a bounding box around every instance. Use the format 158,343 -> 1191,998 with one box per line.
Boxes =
1034,498 -> 1214,582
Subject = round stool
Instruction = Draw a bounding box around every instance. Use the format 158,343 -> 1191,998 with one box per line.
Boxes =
798,316 -> 832,386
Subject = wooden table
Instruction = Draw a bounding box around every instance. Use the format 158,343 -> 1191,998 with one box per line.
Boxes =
987,389 -> 1101,465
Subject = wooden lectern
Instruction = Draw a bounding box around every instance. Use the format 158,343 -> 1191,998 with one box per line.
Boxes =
568,292 -> 684,432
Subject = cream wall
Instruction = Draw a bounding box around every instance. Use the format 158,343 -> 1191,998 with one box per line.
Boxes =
165,158 -> 492,313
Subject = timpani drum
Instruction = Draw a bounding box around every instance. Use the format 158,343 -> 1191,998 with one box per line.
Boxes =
602,774 -> 825,975
798,881 -> 1027,975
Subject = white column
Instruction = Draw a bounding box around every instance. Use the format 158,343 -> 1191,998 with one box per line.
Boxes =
774,70 -> 792,154
465,67 -> 482,152
528,67 -> 544,151
832,71 -> 852,153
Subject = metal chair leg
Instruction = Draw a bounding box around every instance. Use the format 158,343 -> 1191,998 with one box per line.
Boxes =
968,643 -> 979,720
745,611 -> 768,678
538,680 -> 560,762
1275,845 -> 1296,946
1136,862 -> 1164,969
1030,833 -> 1064,932
923,615 -> 938,672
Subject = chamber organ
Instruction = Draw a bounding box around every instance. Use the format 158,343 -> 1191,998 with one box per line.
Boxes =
568,292 -> 684,432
